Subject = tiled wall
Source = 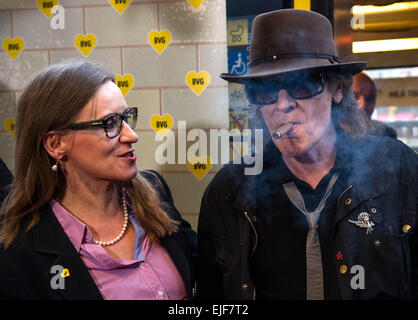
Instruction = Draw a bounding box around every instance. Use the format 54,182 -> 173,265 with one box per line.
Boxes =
0,0 -> 228,230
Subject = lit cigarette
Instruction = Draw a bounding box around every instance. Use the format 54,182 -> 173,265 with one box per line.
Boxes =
272,123 -> 294,140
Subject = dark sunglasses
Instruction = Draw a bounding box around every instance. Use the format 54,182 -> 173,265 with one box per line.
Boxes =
61,107 -> 138,138
245,73 -> 325,105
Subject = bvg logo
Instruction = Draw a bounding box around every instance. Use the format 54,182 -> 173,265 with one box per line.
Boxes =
50,265 -> 70,290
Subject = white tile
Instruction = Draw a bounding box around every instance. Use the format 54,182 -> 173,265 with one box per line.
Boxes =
0,50 -> 49,91
0,11 -> 11,40
199,43 -> 227,86
160,0 -> 227,43
13,8 -> 83,49
0,0 -> 36,10
85,4 -> 157,47
50,47 -> 122,75
163,87 -> 228,129
124,45 -> 196,87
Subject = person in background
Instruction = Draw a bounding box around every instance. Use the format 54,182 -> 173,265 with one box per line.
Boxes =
0,158 -> 13,205
197,9 -> 417,300
353,72 -> 397,139
0,61 -> 196,300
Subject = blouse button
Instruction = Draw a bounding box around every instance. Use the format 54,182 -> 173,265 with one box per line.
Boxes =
157,290 -> 164,297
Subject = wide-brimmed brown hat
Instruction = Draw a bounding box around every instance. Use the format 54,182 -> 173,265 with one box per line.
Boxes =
220,9 -> 367,83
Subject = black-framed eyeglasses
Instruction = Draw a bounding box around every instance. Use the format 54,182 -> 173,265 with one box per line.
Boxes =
244,73 -> 325,105
61,107 -> 138,138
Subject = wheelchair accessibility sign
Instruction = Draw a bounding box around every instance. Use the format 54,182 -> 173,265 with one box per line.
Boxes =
228,51 -> 249,76
227,19 -> 248,46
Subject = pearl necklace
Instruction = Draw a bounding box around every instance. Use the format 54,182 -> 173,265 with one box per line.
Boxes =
92,194 -> 129,246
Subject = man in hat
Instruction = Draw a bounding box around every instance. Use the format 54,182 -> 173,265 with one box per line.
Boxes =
353,72 -> 397,139
197,9 -> 417,300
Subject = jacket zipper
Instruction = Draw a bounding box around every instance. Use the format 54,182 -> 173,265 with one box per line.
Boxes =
243,211 -> 258,257
242,211 -> 258,300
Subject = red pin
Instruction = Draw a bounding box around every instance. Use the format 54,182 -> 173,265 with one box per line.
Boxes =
336,251 -> 343,260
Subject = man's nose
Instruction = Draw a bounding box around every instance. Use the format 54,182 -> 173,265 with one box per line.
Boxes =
272,89 -> 296,113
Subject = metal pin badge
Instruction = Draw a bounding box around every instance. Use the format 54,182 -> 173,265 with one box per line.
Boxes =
348,212 -> 375,234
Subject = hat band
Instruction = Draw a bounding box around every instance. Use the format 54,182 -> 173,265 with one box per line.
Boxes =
249,52 -> 341,68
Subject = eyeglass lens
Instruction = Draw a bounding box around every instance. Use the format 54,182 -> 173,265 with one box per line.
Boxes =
104,108 -> 137,138
245,73 -> 324,105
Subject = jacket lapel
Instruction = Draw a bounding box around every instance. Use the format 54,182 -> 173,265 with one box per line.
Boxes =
334,156 -> 387,227
33,205 -> 103,300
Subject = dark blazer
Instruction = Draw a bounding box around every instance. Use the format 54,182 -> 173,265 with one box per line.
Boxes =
0,170 -> 197,300
0,158 -> 13,205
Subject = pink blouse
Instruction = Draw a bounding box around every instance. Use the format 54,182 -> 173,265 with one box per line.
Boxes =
50,199 -> 186,300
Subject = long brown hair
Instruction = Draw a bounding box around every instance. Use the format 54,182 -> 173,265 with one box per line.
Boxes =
0,61 -> 177,249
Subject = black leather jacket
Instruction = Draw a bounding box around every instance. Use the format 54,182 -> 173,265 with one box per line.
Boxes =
197,135 -> 418,299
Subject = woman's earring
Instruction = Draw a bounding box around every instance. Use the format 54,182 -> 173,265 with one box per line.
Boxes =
51,160 -> 58,171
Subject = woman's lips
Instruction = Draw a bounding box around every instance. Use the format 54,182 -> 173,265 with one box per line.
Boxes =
120,151 -> 136,163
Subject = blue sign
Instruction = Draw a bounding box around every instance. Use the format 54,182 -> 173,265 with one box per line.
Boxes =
228,50 -> 249,76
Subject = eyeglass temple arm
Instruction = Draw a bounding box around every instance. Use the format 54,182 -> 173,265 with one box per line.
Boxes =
64,120 -> 105,130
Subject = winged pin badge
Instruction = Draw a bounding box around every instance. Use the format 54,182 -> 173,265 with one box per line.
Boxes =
349,212 -> 375,234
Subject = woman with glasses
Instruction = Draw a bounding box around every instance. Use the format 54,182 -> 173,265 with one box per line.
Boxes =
197,9 -> 417,300
0,61 -> 196,300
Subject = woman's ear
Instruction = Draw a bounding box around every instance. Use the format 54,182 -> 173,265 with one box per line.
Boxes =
332,82 -> 343,104
43,131 -> 65,160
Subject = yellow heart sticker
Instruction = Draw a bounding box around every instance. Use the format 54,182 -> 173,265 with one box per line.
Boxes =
185,71 -> 211,96
147,30 -> 172,55
187,0 -> 205,9
115,74 -> 135,96
37,0 -> 59,18
2,37 -> 24,59
60,268 -> 70,278
187,156 -> 212,180
108,0 -> 131,15
74,33 -> 97,57
4,118 -> 15,137
150,114 -> 174,138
